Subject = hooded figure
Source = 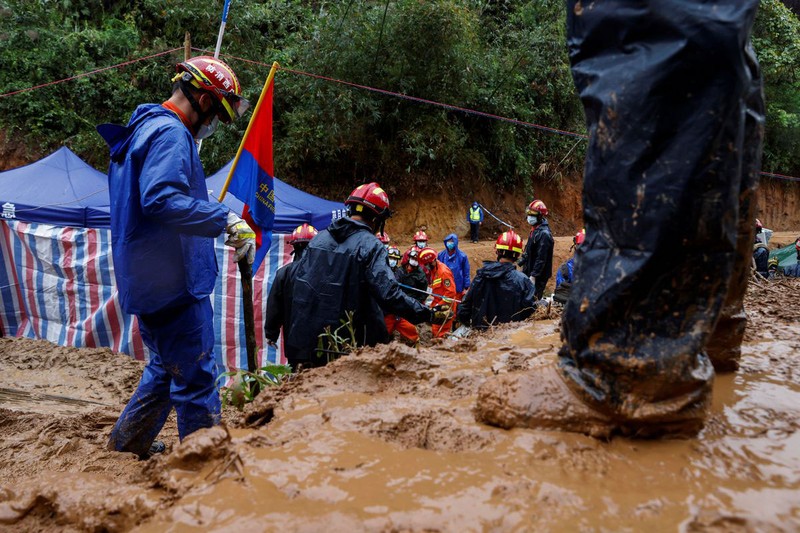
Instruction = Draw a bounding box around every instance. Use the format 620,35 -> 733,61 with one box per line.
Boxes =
287,184 -> 433,367
437,233 -> 471,296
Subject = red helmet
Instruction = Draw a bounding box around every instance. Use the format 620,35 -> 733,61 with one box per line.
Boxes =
376,231 -> 391,245
526,200 -> 548,217
289,223 -> 318,245
413,230 -> 429,242
346,183 -> 391,219
573,228 -> 586,246
174,56 -> 249,123
418,247 -> 438,267
387,246 -> 402,260
795,237 -> 800,253
495,231 -> 523,255
402,247 -> 420,267
755,218 -> 763,230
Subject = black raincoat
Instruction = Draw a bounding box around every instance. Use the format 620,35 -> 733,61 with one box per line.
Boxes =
457,261 -> 536,330
559,0 -> 764,425
288,217 -> 432,365
519,220 -> 553,299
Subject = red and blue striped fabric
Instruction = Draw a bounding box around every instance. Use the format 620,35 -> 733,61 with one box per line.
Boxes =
0,220 -> 293,371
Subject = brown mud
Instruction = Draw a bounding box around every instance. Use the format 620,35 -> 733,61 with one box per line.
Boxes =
1,276 -> 799,532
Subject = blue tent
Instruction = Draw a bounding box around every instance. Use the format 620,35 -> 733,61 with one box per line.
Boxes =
0,147 -> 110,228
206,160 -> 343,233
0,148 -> 343,234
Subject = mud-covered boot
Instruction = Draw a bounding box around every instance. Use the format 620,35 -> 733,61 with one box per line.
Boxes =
475,363 -> 616,439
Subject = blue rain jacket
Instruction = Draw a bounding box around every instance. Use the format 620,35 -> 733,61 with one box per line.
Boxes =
438,234 -> 471,293
98,104 -> 228,315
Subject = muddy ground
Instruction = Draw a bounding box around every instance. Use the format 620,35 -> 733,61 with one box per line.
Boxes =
1,259 -> 799,531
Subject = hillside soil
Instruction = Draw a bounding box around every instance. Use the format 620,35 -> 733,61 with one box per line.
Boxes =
1,271 -> 798,531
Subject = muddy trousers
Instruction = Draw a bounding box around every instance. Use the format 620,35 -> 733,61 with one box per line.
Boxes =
108,297 -> 221,458
558,0 -> 764,427
385,315 -> 419,342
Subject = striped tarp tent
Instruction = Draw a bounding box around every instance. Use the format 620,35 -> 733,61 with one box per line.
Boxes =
0,219 -> 295,370
0,147 -> 343,371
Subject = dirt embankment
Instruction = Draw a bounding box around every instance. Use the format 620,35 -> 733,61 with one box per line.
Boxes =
0,278 -> 799,531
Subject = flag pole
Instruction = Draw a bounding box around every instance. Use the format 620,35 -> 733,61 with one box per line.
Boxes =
213,0 -> 232,59
218,61 -> 280,202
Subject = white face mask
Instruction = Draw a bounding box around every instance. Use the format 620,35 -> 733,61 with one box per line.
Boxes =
388,259 -> 398,268
416,241 -> 426,248
409,259 -> 419,267
527,215 -> 538,226
195,116 -> 219,140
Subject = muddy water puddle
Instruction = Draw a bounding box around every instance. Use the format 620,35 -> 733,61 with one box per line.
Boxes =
135,323 -> 800,532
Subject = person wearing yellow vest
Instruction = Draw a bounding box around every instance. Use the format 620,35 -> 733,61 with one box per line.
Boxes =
467,201 -> 484,243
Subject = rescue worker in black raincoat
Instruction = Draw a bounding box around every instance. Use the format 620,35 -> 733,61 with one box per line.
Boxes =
457,231 -> 537,330
477,0 -> 765,438
518,199 -> 553,300
264,223 -> 317,371
398,248 -> 429,303
287,183 -> 448,367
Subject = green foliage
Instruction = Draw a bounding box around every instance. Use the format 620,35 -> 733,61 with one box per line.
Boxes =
217,363 -> 292,410
754,0 -> 800,176
0,0 -> 798,186
316,310 -> 356,364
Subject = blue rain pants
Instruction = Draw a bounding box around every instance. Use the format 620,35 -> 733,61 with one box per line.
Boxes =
108,296 -> 220,457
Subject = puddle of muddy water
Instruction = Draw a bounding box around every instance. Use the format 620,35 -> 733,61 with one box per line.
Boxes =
134,321 -> 800,532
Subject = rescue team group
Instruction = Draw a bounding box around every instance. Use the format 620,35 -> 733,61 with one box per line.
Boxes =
264,197 -> 586,368
100,0 -> 784,459
97,55 -> 577,459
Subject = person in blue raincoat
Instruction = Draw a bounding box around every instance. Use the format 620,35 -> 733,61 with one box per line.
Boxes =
98,56 -> 254,459
287,183 -> 447,367
438,233 -> 470,298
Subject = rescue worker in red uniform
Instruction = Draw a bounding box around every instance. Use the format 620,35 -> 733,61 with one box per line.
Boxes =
384,246 -> 421,343
413,230 -> 429,251
419,247 -> 457,338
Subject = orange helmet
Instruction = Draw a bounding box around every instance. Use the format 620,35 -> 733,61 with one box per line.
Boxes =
418,247 -> 438,267
289,223 -> 318,245
495,231 -> 523,255
346,183 -> 391,219
376,231 -> 390,245
413,230 -> 429,243
174,56 -> 249,123
526,200 -> 548,217
573,228 -> 586,246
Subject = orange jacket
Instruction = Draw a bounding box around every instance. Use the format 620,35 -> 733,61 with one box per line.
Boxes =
428,262 -> 457,306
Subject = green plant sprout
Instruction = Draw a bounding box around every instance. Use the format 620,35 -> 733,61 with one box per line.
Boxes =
217,364 -> 292,410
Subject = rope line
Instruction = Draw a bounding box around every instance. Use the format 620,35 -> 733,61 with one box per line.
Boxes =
199,48 -> 587,140
207,49 -> 800,183
0,44 -> 796,183
0,48 -> 183,99
477,203 -> 515,229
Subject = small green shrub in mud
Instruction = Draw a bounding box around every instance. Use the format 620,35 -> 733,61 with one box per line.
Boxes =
217,364 -> 292,410
316,311 -> 357,364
